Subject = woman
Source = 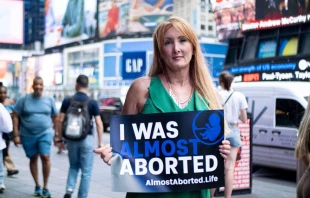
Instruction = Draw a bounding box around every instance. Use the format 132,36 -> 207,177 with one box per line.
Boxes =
295,96 -> 310,198
0,84 -> 19,178
95,16 -> 231,198
217,71 -> 248,198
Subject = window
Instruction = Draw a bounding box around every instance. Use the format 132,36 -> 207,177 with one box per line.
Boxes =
201,25 -> 205,30
278,37 -> 298,56
225,38 -> 243,65
241,32 -> 259,60
276,99 -> 305,128
257,39 -> 277,58
208,26 -> 213,31
300,33 -> 310,54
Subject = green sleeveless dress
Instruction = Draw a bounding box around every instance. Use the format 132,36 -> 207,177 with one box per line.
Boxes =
126,76 -> 211,198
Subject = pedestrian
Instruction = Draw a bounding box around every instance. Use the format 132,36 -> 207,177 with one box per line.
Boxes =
94,16 -> 231,198
0,102 -> 13,193
56,74 -> 103,198
295,96 -> 310,198
0,84 -> 19,177
12,77 -> 58,198
214,71 -> 248,198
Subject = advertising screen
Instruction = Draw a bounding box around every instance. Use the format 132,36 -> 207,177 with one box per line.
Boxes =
98,0 -> 174,39
37,53 -> 64,86
210,0 -> 256,41
257,39 -> 277,58
44,0 -> 97,49
226,58 -> 310,82
242,0 -> 310,31
0,0 -> 23,44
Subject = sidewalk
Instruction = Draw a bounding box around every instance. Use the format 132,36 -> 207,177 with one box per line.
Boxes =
1,133 -> 296,198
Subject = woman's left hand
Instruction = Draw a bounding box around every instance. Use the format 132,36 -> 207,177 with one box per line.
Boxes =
219,140 -> 231,159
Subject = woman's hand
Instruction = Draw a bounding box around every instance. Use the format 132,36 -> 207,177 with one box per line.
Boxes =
94,144 -> 113,165
219,140 -> 231,159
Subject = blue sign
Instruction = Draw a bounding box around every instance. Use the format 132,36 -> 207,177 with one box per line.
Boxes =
122,51 -> 146,80
110,110 -> 225,192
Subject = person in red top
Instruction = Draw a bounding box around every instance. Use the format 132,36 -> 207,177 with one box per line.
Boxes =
102,0 -> 119,37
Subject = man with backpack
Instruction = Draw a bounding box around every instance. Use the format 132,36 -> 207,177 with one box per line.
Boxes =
57,75 -> 103,198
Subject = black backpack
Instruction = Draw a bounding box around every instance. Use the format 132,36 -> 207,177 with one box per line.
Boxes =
62,97 -> 91,141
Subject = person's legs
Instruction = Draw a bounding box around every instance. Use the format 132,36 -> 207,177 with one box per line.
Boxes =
0,149 -> 4,193
38,133 -> 53,197
65,140 -> 80,195
78,136 -> 94,198
30,154 -> 40,186
224,147 -> 239,198
40,155 -> 51,189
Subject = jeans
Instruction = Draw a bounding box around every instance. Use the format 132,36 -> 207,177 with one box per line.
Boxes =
66,135 -> 94,198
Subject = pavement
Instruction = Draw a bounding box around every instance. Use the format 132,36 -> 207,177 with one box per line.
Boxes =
1,133 -> 297,198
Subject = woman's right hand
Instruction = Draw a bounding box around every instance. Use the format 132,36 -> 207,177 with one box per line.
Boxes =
94,144 -> 113,165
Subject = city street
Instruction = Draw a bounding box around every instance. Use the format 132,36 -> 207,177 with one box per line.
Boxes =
1,133 -> 296,198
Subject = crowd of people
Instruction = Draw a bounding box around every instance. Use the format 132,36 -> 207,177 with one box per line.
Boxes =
0,16 -> 309,198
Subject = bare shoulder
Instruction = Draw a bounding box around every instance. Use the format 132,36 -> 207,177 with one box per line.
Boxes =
130,76 -> 151,93
123,76 -> 151,114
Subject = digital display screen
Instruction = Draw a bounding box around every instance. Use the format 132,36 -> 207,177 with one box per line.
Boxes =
257,40 -> 277,58
98,0 -> 174,39
0,0 -> 23,44
44,0 -> 97,49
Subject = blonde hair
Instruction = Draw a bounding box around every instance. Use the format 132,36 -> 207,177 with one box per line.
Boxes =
148,16 -> 222,110
295,96 -> 310,159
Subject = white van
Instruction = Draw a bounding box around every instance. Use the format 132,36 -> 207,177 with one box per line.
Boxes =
232,81 -> 310,171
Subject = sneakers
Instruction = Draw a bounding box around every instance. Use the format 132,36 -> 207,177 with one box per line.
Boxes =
64,190 -> 73,198
42,188 -> 52,198
64,193 -> 72,198
33,185 -> 41,197
7,169 -> 19,176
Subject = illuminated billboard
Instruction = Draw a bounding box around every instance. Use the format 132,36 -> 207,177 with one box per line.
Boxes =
0,0 -> 23,44
226,58 -> 310,82
242,0 -> 310,31
44,0 -> 97,49
98,0 -> 174,39
210,0 -> 255,40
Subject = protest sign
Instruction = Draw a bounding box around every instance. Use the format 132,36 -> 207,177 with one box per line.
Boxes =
110,110 -> 225,192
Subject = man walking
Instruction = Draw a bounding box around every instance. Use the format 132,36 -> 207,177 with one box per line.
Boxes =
57,75 -> 103,198
13,77 -> 58,198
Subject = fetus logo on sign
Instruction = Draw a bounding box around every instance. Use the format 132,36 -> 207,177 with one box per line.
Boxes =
192,111 -> 224,145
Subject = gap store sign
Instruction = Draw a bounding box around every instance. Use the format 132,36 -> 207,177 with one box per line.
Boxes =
122,51 -> 146,80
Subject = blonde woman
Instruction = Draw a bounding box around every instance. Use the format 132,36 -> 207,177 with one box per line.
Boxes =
95,16 -> 231,198
295,96 -> 310,198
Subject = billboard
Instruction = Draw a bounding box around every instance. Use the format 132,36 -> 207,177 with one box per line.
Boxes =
210,0 -> 256,41
44,0 -> 97,49
0,0 -> 23,44
243,0 -> 310,31
37,53 -> 64,86
98,0 -> 174,39
226,58 -> 310,82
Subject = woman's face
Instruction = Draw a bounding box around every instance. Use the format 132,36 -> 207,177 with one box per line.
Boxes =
161,27 -> 193,71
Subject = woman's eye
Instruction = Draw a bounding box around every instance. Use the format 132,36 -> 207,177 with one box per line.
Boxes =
180,38 -> 187,43
164,41 -> 171,45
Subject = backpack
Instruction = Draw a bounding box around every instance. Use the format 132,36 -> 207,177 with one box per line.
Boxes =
62,97 -> 91,141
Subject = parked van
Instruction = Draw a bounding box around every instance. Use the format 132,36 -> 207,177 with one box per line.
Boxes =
232,81 -> 310,171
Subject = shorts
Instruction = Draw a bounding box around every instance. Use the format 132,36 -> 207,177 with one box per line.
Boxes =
21,133 -> 53,158
226,124 -> 242,148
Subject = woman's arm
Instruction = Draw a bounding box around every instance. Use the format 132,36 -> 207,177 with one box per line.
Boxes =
94,77 -> 150,164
